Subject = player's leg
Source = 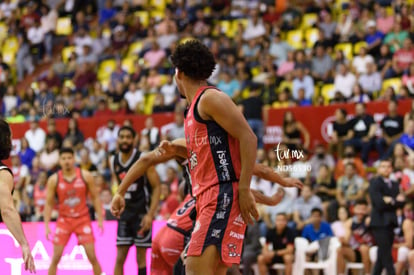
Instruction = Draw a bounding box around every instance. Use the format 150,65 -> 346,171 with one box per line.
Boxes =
134,216 -> 152,275
82,242 -> 103,275
186,245 -> 221,275
136,247 -> 147,275
152,226 -> 183,275
337,246 -> 356,275
283,254 -> 294,275
114,246 -> 130,275
359,245 -> 371,275
48,244 -> 65,275
257,253 -> 272,275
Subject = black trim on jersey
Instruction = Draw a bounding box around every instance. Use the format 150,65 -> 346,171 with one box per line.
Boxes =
192,88 -> 238,183
167,223 -> 193,237
0,162 -> 13,195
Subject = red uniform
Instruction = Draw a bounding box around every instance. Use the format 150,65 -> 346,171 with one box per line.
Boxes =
152,195 -> 196,275
184,86 -> 246,265
54,168 -> 94,246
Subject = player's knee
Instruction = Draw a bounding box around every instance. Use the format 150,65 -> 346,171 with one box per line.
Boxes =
283,254 -> 293,264
337,247 -> 343,257
257,254 -> 265,264
359,245 -> 369,254
50,255 -> 62,265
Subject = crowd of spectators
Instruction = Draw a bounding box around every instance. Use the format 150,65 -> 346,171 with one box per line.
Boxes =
4,0 -> 414,274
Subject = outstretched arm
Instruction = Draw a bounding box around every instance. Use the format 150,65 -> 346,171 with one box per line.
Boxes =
251,188 -> 284,206
253,163 -> 303,189
0,170 -> 35,273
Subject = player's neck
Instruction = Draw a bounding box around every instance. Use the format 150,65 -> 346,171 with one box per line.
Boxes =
62,167 -> 76,178
184,80 -> 208,104
121,150 -> 133,163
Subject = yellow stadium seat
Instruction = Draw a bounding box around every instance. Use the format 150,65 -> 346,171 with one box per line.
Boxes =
232,18 -> 248,31
386,6 -> 394,16
128,41 -> 144,56
251,67 -> 260,77
63,79 -> 75,89
159,74 -> 169,85
151,10 -> 165,21
335,0 -> 350,11
97,59 -> 117,81
203,6 -> 212,16
2,50 -> 15,65
150,0 -> 166,11
62,46 -> 75,63
144,93 -> 157,115
179,37 -> 196,45
122,56 -> 137,74
100,79 -> 110,91
301,13 -> 318,30
320,84 -> 335,105
353,41 -> 368,55
2,36 -> 19,54
0,22 -> 8,42
382,77 -> 402,94
219,20 -> 233,37
135,11 -> 149,28
305,28 -> 319,48
286,29 -> 303,49
102,28 -> 111,40
335,43 -> 353,61
56,17 -> 73,36
279,80 -> 293,93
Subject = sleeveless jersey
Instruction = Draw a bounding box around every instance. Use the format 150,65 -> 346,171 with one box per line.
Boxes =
56,168 -> 89,218
0,161 -> 13,194
350,216 -> 374,249
167,194 -> 196,236
34,184 -> 47,213
394,215 -> 405,244
184,86 -> 241,197
111,149 -> 151,220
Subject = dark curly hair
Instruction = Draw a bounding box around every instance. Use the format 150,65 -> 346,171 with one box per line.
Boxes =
170,40 -> 216,80
0,119 -> 12,160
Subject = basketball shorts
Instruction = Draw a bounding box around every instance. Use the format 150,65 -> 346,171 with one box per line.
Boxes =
116,215 -> 152,247
151,226 -> 186,275
54,215 -> 94,246
187,182 -> 246,265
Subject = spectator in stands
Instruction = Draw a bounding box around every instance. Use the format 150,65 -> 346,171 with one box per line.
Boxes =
282,110 -> 310,151
110,59 -> 128,88
0,0 -> 17,19
336,162 -> 367,209
40,5 -> 57,62
33,170 -> 47,221
0,55 -> 10,83
276,50 -> 295,78
123,82 -> 144,113
294,50 -> 311,75
46,119 -> 62,149
155,9 -> 177,36
240,84 -> 264,149
386,38 -> 414,79
295,88 -> 312,106
99,0 -> 116,25
24,119 -> 46,153
393,202 -> 414,275
399,119 -> 414,150
73,27 -> 93,57
111,25 -> 128,55
73,62 -> 97,93
358,61 -> 382,95
402,63 -> 414,94
329,108 -> 349,158
344,102 -> 377,163
89,139 -> 107,174
20,1 -> 40,31
293,184 -> 322,231
152,93 -> 175,113
165,111 -> 185,141
269,33 -> 292,67
376,6 -> 394,35
349,83 -> 370,103
333,49 -> 350,72
309,144 -> 335,179
11,154 -> 30,192
333,63 -> 357,99
76,44 -> 97,65
377,100 -> 404,159
2,85 -> 21,116
384,21 -> 409,53
405,100 -> 414,126
311,45 -> 334,83
302,207 -> 333,243
96,119 -> 119,153
243,9 -> 266,41
64,117 -> 84,149
353,46 -> 375,75
334,144 -> 366,180
377,44 -> 393,78
292,68 -> 314,101
336,199 -> 374,275
78,147 -> 98,173
39,137 -> 59,173
314,164 -> 337,221
290,150 -> 311,183
257,213 -> 295,275
141,117 -> 160,150
217,71 -> 241,100
319,13 -> 337,45
365,20 -> 384,58
143,40 -> 166,70
331,206 -> 349,239
160,75 -> 178,108
18,137 -> 36,170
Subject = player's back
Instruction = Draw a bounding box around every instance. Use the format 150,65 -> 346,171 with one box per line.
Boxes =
184,86 -> 241,197
56,167 -> 89,218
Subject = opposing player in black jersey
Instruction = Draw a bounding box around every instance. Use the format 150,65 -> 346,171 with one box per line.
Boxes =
0,119 -> 36,273
110,126 -> 161,275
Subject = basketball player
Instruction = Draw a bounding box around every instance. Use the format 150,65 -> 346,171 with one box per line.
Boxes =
0,119 -> 36,273
111,138 -> 302,274
170,39 -> 258,274
110,126 -> 160,275
44,147 -> 103,275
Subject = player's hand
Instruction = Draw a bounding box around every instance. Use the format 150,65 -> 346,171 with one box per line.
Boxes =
281,178 -> 303,189
157,140 -> 177,158
383,196 -> 392,204
45,226 -> 51,241
238,188 -> 259,225
269,188 -> 285,206
138,214 -> 153,235
22,244 -> 36,273
111,193 -> 125,218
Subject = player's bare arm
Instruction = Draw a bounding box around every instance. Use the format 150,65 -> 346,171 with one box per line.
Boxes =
139,166 -> 161,234
198,89 -> 259,224
253,163 -> 303,189
0,170 -> 36,273
82,170 -> 104,232
44,173 -> 58,240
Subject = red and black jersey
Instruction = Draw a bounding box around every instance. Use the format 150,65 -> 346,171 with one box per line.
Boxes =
184,86 -> 241,197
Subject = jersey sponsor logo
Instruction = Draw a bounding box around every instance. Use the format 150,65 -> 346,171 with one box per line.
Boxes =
63,197 -> 81,208
229,231 -> 244,240
189,150 -> 198,171
216,211 -> 226,220
228,243 -> 241,257
74,179 -> 84,188
119,172 -> 127,180
233,214 -> 244,226
221,193 -> 230,211
211,229 -> 221,239
83,225 -> 91,234
216,150 -> 231,181
209,136 -> 222,146
193,221 -> 201,233
194,128 -> 208,146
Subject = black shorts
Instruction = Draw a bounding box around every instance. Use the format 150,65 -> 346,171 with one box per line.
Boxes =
271,255 -> 284,264
116,215 -> 152,247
